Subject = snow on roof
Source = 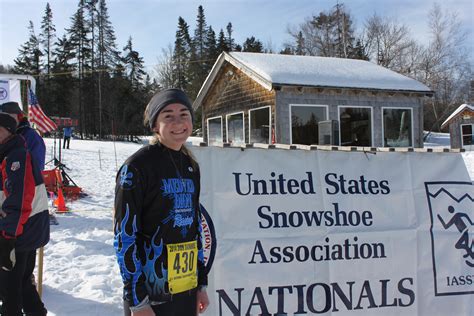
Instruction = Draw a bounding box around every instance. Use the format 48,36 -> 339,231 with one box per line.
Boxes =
228,52 -> 432,92
441,103 -> 474,129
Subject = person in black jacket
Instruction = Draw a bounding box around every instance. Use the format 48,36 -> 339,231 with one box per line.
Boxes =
0,113 -> 50,316
114,89 -> 209,316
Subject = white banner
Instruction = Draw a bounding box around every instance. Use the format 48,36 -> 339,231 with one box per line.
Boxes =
193,147 -> 473,316
9,79 -> 23,109
0,79 -> 23,108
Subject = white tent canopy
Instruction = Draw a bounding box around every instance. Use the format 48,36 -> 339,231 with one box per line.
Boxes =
0,73 -> 36,111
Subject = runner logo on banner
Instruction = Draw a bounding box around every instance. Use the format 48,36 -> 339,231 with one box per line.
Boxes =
425,181 -> 474,296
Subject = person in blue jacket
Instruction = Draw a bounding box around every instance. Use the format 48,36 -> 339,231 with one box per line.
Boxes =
0,113 -> 50,316
63,126 -> 73,149
0,102 -> 46,171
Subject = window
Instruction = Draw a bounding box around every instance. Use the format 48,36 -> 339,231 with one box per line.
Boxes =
226,112 -> 245,144
339,106 -> 372,146
249,106 -> 271,144
461,124 -> 474,147
207,117 -> 222,145
290,105 -> 328,145
382,108 -> 413,147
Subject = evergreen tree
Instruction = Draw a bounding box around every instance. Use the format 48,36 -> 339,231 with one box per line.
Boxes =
279,46 -> 294,55
226,22 -> 235,51
217,29 -> 229,53
96,0 -> 119,69
289,3 -> 356,58
242,36 -> 263,53
295,31 -> 304,55
173,17 -> 192,91
193,5 -> 207,63
188,6 -> 208,99
348,39 -> 369,60
95,0 -> 120,138
85,0 -> 100,136
14,21 -> 43,76
50,34 -> 76,117
204,26 -> 218,66
67,0 -> 92,138
123,36 -> 146,91
40,3 -> 56,75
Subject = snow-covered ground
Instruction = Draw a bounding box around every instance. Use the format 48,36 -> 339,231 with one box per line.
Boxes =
33,134 -> 473,315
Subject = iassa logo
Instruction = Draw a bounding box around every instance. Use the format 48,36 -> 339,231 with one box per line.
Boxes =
0,87 -> 7,100
425,181 -> 473,296
200,204 -> 217,274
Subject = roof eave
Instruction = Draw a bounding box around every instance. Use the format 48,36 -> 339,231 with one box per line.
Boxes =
272,82 -> 433,96
441,106 -> 474,129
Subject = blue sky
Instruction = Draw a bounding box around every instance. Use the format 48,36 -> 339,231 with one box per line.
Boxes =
0,0 -> 472,72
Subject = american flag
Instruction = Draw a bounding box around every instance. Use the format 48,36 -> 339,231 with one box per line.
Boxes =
28,88 -> 57,133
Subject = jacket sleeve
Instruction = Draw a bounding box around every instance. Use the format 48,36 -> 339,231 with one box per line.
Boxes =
24,130 -> 46,171
0,149 -> 35,239
113,163 -> 148,307
195,167 -> 208,287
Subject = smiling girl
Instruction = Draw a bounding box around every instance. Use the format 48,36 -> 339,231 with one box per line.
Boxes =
114,89 -> 209,316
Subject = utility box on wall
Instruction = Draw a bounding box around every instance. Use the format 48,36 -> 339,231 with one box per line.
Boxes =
318,120 -> 339,145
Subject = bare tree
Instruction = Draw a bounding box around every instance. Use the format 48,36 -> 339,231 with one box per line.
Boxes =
154,45 -> 177,89
363,13 -> 416,73
419,3 -> 471,131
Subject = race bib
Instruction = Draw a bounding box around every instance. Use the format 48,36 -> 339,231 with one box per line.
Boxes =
167,240 -> 198,294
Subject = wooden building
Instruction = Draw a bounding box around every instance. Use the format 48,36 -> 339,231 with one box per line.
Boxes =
193,52 -> 432,148
441,103 -> 474,149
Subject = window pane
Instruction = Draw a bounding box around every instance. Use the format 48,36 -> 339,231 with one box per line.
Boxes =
340,107 -> 372,146
462,135 -> 473,145
461,125 -> 472,135
227,113 -> 244,144
291,106 -> 327,145
208,118 -> 222,145
461,125 -> 474,146
383,109 -> 413,147
250,107 -> 270,144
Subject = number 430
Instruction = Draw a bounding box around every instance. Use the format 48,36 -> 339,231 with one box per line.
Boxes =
173,251 -> 195,274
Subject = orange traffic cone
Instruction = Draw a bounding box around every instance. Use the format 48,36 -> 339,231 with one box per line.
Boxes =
54,188 -> 68,213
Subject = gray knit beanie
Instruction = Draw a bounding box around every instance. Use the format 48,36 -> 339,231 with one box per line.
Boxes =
145,89 -> 194,129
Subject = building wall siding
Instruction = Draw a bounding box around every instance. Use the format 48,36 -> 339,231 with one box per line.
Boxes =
201,64 -> 275,143
276,87 -> 424,147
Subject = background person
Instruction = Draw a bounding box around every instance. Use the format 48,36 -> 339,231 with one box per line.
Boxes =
114,89 -> 209,316
63,126 -> 73,149
0,113 -> 50,316
0,101 -> 46,171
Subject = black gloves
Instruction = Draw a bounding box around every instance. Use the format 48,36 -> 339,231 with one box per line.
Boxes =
0,235 -> 16,271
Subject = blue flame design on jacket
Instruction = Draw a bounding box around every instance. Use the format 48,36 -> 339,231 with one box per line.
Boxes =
114,204 -> 142,305
143,228 -> 168,296
114,143 -> 208,307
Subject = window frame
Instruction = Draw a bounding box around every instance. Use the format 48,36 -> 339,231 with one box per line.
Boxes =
460,123 -> 474,148
206,116 -> 223,145
248,106 -> 271,144
381,107 -> 414,147
289,104 -> 329,145
226,111 -> 245,144
337,105 -> 374,147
